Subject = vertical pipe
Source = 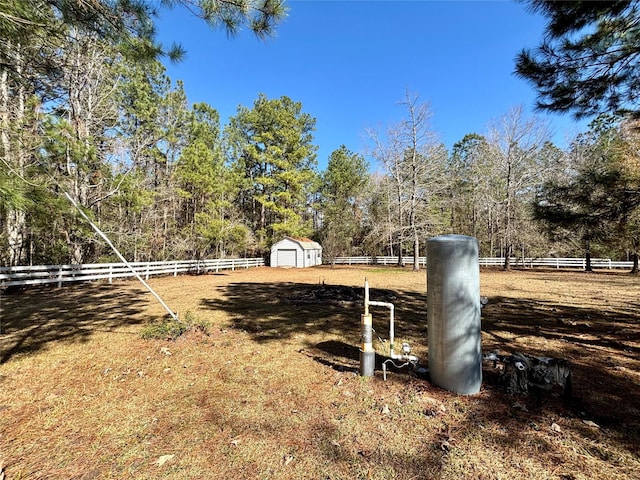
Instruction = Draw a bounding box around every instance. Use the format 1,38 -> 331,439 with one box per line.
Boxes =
364,278 -> 369,315
388,303 -> 395,357
360,279 -> 374,376
427,234 -> 482,394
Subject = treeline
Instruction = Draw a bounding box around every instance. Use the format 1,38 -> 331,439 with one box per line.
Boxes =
1,3 -> 639,270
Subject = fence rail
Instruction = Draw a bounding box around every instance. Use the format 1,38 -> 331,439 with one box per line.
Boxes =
0,258 -> 265,288
1,256 -> 634,289
330,256 -> 633,270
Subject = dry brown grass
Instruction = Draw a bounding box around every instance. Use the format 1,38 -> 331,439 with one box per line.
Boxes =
1,266 -> 639,479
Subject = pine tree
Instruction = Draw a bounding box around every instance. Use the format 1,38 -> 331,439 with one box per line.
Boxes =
320,145 -> 369,262
228,94 -> 318,251
446,134 -> 488,240
1,0 -> 286,266
534,115 -> 640,272
175,103 -> 250,258
516,0 -> 640,119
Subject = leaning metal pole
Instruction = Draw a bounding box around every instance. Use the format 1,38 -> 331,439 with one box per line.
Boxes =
64,192 -> 179,321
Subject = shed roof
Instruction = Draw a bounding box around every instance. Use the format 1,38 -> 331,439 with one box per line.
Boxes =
274,236 -> 321,250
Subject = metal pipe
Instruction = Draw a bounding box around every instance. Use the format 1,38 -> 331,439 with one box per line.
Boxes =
364,278 -> 369,316
382,358 -> 415,381
359,279 -> 374,376
368,300 -> 418,364
64,192 -> 179,321
360,280 -> 418,378
368,300 -> 394,353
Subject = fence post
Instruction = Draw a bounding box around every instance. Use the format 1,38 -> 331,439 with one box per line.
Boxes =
58,267 -> 63,288
109,265 -> 113,284
145,262 -> 150,280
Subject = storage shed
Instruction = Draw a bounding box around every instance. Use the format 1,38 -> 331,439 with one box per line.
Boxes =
270,237 -> 322,268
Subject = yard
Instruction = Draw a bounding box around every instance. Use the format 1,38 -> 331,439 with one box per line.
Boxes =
1,266 -> 639,479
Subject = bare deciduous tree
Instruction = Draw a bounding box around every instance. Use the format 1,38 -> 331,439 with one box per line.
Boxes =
366,91 -> 446,270
485,106 -> 552,269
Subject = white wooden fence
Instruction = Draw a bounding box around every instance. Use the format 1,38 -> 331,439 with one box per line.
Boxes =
331,256 -> 633,270
1,256 -> 634,289
0,258 -> 265,288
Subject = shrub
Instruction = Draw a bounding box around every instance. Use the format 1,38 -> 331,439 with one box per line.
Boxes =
141,310 -> 210,340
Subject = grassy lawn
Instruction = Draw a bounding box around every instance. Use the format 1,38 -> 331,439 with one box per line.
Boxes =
1,266 -> 639,479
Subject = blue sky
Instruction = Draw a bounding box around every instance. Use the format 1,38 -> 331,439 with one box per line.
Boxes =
156,0 -> 587,170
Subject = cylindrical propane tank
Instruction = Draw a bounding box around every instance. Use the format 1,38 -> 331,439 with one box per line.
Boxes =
427,234 -> 482,394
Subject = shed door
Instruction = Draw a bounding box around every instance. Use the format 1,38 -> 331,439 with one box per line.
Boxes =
277,249 -> 297,267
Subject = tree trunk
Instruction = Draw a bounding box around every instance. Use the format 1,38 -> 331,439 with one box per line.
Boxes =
503,152 -> 513,272
503,243 -> 512,271
630,236 -> 639,274
631,252 -> 639,274
396,185 -> 403,266
1,44 -> 28,266
6,210 -> 26,266
585,238 -> 592,272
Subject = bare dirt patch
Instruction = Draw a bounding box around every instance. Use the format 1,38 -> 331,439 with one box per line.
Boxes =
1,266 -> 639,479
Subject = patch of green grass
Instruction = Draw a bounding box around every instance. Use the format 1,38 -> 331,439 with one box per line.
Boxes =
141,316 -> 187,340
141,310 -> 210,340
181,310 -> 211,335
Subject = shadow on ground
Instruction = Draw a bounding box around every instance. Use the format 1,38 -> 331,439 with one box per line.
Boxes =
200,281 -> 427,343
305,339 -> 422,379
1,283 -> 153,363
201,280 -> 640,443
482,293 -> 640,444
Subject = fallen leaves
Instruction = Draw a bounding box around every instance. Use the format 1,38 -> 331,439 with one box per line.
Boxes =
512,401 -> 529,412
582,420 -> 600,429
437,433 -> 456,452
154,454 -> 175,467
421,396 -> 447,417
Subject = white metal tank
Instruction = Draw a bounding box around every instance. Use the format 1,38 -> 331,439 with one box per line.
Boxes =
427,234 -> 482,394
